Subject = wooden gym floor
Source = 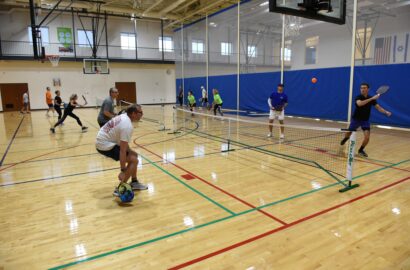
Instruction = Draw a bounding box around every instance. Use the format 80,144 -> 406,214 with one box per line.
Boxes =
0,106 -> 409,270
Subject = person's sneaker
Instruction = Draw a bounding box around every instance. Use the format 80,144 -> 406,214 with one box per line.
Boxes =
50,128 -> 55,133
358,150 -> 368,158
81,126 -> 88,132
279,133 -> 285,139
113,187 -> 119,197
130,181 -> 148,190
340,138 -> 349,145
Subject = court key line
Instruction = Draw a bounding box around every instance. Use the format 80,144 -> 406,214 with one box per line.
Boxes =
169,175 -> 410,269
0,115 -> 25,166
49,158 -> 410,270
135,142 -> 288,226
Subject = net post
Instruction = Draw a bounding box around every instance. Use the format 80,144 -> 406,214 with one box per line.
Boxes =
168,106 -> 181,134
221,118 -> 235,153
339,131 -> 360,192
158,103 -> 170,131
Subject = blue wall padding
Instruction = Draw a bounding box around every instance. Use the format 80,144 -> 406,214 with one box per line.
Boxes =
176,63 -> 410,127
354,64 -> 410,127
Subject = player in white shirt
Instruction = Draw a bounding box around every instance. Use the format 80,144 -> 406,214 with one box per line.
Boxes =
20,90 -> 30,114
96,104 -> 148,196
200,86 -> 208,108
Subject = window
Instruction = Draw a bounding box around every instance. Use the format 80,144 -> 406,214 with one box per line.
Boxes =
159,36 -> 174,52
77,30 -> 94,47
355,27 -> 372,59
28,27 -> 49,45
281,40 -> 292,61
305,36 -> 319,64
247,45 -> 257,58
221,42 -> 232,56
121,33 -> 136,50
192,39 -> 204,54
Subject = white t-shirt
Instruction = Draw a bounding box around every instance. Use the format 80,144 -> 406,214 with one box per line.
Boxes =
95,114 -> 133,151
23,93 -> 29,103
202,88 -> 207,98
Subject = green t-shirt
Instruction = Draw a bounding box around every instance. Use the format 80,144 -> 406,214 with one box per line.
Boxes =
187,95 -> 196,105
213,94 -> 223,105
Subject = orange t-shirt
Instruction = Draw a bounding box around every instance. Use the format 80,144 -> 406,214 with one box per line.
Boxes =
46,91 -> 53,105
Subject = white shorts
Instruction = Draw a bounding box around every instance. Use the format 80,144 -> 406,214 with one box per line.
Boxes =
269,110 -> 285,120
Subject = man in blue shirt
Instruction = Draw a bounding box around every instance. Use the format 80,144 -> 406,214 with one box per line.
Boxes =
267,83 -> 288,139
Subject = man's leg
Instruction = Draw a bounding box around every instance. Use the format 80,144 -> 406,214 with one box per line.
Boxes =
126,152 -> 147,190
358,130 -> 370,157
268,119 -> 274,137
340,132 -> 352,145
279,120 -> 285,138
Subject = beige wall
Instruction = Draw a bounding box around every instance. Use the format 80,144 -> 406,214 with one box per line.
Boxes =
0,60 -> 176,111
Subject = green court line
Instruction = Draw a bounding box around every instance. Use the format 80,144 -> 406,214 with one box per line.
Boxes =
49,157 -> 410,270
140,154 -> 235,215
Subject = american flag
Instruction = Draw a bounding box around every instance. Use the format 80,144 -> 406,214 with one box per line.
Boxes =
374,36 -> 392,64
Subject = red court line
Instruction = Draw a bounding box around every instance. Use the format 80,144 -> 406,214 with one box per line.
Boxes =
0,145 -> 84,172
135,142 -> 288,226
286,143 -> 410,173
169,175 -> 410,269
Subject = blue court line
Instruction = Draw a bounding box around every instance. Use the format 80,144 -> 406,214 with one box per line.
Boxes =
0,116 -> 25,166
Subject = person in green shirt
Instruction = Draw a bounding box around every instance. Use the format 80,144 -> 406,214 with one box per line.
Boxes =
187,90 -> 196,115
212,89 -> 223,116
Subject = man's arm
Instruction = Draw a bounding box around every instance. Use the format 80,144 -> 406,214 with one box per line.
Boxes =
375,104 -> 391,117
268,98 -> 274,110
356,94 -> 379,107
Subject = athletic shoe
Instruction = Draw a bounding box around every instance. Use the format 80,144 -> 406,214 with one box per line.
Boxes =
280,133 -> 285,139
358,150 -> 368,158
113,187 -> 119,197
50,128 -> 55,133
81,126 -> 88,132
267,133 -> 272,138
130,181 -> 148,190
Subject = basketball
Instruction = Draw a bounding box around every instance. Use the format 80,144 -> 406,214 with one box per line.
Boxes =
312,77 -> 318,83
118,182 -> 134,203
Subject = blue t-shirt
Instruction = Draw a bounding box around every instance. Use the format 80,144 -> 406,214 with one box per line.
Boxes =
269,92 -> 288,108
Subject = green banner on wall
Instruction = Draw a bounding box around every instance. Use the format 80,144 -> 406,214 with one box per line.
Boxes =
57,27 -> 73,52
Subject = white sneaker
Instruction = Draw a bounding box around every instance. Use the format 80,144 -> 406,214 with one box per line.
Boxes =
280,133 -> 285,139
267,133 -> 272,138
130,181 -> 148,190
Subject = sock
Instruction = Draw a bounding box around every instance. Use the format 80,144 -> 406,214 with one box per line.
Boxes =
131,178 -> 138,182
340,137 -> 348,145
359,146 -> 365,152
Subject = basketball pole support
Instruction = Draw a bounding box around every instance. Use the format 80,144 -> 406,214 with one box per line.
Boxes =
340,131 -> 360,192
158,103 -> 170,131
168,106 -> 181,134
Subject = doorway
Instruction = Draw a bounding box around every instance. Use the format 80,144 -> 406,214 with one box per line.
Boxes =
115,82 -> 136,104
0,83 -> 29,112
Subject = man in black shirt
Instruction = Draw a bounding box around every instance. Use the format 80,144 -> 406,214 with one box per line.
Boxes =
340,83 -> 391,157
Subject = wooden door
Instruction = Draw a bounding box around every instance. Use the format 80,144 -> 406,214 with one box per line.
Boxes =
115,82 -> 136,104
0,83 -> 29,112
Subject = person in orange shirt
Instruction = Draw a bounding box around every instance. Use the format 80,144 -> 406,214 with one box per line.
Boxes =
45,87 -> 55,117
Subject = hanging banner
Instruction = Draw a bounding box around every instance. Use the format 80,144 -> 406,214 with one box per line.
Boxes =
57,27 -> 74,52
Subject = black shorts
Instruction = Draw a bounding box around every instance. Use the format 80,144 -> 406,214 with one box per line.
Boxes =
189,103 -> 196,107
47,103 -> 53,108
202,98 -> 208,103
97,145 -> 129,161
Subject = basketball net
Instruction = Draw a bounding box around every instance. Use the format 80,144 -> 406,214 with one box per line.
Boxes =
284,16 -> 301,38
47,55 -> 60,67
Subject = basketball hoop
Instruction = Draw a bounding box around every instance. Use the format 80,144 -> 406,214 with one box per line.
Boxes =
284,16 -> 302,38
47,55 -> 60,67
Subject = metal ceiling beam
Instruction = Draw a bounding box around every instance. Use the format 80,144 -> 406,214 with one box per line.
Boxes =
174,0 -> 197,13
143,0 -> 165,15
159,0 -> 187,15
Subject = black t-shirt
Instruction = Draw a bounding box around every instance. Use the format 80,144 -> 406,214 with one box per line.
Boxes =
54,96 -> 62,106
352,94 -> 377,121
66,101 -> 77,112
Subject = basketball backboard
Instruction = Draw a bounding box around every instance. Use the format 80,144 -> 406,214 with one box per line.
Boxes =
269,0 -> 346,25
83,59 -> 110,74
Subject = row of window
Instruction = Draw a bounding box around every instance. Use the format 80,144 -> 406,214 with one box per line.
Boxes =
27,27 -> 291,59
